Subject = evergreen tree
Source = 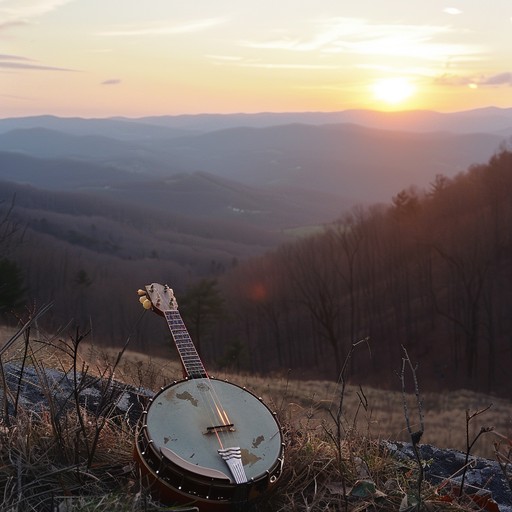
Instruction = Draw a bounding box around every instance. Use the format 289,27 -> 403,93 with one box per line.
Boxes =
0,258 -> 25,315
179,278 -> 224,356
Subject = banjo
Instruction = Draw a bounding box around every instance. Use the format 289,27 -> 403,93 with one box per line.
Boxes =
134,283 -> 284,510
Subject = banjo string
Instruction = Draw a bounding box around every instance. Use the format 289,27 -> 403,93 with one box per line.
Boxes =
201,383 -> 239,450
198,384 -> 226,449
197,373 -> 243,449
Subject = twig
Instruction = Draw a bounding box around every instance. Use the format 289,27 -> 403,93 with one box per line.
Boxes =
328,337 -> 370,450
459,405 -> 494,497
13,328 -> 31,418
0,302 -> 54,357
0,302 -> 53,426
399,345 -> 424,507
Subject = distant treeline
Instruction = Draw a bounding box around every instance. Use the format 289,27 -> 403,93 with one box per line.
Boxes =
2,149 -> 512,396
210,149 -> 512,395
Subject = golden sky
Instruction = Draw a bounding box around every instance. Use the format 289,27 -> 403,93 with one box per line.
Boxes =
1,0 -> 511,117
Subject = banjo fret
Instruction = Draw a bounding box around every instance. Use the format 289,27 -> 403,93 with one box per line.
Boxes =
164,310 -> 207,378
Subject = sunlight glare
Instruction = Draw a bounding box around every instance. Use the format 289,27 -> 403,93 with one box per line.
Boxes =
372,77 -> 415,106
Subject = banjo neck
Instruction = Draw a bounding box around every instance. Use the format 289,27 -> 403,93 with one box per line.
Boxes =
139,283 -> 208,379
164,309 -> 208,379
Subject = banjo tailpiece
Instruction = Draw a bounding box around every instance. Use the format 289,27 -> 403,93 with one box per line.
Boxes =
218,447 -> 247,484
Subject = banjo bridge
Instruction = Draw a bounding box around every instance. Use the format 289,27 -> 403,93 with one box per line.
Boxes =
205,423 -> 235,434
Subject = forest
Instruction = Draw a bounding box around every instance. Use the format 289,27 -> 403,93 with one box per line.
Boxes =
1,147 -> 512,397
215,148 -> 512,396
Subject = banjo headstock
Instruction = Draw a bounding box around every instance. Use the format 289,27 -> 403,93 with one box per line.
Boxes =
137,283 -> 178,315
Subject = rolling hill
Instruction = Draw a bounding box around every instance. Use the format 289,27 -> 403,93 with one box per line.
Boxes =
0,110 -> 508,206
0,151 -> 345,230
1,108 -> 511,374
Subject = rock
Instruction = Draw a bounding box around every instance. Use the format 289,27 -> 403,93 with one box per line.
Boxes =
383,440 -> 512,511
0,362 -> 154,425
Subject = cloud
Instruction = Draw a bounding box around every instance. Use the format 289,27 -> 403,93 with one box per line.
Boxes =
0,53 -> 76,71
0,0 -> 75,30
0,20 -> 27,30
239,18 -> 366,52
239,62 -> 338,70
101,79 -> 121,85
434,74 -> 473,86
443,7 -> 462,15
434,71 -> 512,87
239,17 -> 483,64
206,54 -> 244,64
481,72 -> 512,85
0,54 -> 33,62
206,53 -> 338,70
99,17 -> 227,37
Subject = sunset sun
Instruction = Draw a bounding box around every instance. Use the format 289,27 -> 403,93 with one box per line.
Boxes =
372,77 -> 416,107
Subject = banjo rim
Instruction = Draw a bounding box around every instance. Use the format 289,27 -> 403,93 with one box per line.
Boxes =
135,376 -> 284,508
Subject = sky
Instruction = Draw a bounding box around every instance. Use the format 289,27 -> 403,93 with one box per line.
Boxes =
1,0 -> 512,118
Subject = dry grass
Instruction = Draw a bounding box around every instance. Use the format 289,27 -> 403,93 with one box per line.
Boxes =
84,344 -> 510,460
0,324 -> 511,511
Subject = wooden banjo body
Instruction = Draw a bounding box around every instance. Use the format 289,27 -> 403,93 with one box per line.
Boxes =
135,283 -> 284,510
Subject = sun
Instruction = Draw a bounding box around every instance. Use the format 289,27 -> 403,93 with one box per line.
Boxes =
372,77 -> 416,107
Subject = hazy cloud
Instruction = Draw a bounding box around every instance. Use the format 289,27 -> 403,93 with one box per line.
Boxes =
0,0 -> 75,29
434,74 -> 473,86
0,20 -> 27,31
434,71 -> 512,87
443,7 -> 462,15
238,62 -> 338,70
206,54 -> 244,63
99,17 -> 227,37
481,72 -> 512,85
239,18 -> 483,63
101,78 -> 121,85
0,54 -> 33,62
0,53 -> 76,71
206,53 -> 338,70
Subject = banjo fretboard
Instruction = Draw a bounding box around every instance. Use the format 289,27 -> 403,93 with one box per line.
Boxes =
165,310 -> 208,379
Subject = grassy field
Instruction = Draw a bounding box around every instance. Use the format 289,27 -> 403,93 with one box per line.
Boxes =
0,324 -> 510,510
86,340 -> 511,460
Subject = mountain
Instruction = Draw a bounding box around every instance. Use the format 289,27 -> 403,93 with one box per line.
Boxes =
0,115 -> 196,140
0,151 -> 150,189
0,111 -> 507,205
0,127 -> 183,174
132,106 -> 512,135
135,123 -> 503,201
4,107 -> 511,134
0,152 -> 345,230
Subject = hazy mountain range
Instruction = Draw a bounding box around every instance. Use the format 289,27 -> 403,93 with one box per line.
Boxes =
0,107 -> 511,263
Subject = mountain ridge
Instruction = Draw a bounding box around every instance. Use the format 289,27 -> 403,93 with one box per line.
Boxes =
2,106 -> 512,135
0,119 -> 506,205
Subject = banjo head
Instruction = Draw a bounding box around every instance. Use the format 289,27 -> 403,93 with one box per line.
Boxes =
136,378 -> 284,507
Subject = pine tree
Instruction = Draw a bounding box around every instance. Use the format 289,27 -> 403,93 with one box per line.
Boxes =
0,258 -> 25,315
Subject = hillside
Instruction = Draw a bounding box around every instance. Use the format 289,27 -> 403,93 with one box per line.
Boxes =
0,109 -> 511,394
0,110 -> 509,205
214,149 -> 512,397
0,151 -> 345,228
145,123 -> 503,200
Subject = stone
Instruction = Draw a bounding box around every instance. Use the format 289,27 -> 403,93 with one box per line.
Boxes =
383,440 -> 512,511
